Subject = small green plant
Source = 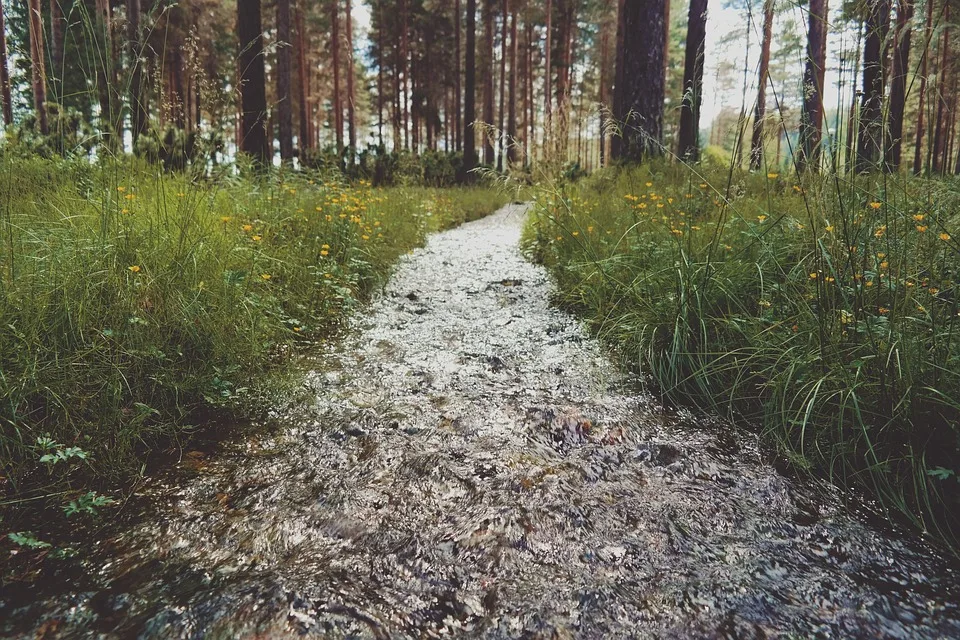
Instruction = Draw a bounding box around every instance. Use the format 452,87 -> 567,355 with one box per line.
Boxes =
35,437 -> 89,466
63,491 -> 115,517
8,532 -> 51,549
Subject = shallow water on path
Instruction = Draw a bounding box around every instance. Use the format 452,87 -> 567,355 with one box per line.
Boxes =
3,203 -> 960,638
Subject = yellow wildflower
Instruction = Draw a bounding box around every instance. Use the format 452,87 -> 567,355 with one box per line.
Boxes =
128,265 -> 141,273
869,201 -> 882,209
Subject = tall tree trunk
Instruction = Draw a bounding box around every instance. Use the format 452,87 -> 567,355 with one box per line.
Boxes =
554,0 -> 575,154
394,23 -> 402,149
798,0 -> 829,171
885,0 -> 914,171
331,0 -> 343,153
933,5 -> 950,173
498,0 -> 507,170
598,16 -> 609,166
401,0 -> 410,149
296,0 -> 311,152
520,17 -> 529,162
528,23 -> 535,161
0,0 -> 15,126
464,0 -> 478,174
855,0 -> 892,172
49,0 -> 63,99
345,0 -> 356,155
612,0 -> 666,162
28,0 -> 48,134
750,0 -> 774,169
543,0 -> 552,150
128,0 -> 147,145
455,0 -> 462,151
483,0 -> 496,164
376,0 -> 384,146
277,0 -> 294,161
845,26 -> 862,171
507,3 -> 518,165
677,0 -> 707,161
238,0 -> 269,165
914,0 -> 934,174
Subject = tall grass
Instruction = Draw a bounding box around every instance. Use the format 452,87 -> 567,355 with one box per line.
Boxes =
525,162 -> 960,551
0,154 -> 508,499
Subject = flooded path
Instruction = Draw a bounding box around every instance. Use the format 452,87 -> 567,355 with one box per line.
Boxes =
4,203 -> 960,638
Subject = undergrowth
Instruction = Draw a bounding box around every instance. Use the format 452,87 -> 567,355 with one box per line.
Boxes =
525,162 -> 960,552
0,154 -> 507,510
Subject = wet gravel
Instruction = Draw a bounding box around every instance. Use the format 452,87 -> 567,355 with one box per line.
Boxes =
3,203 -> 960,638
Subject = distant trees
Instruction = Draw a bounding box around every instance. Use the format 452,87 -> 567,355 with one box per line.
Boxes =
0,0 -> 955,180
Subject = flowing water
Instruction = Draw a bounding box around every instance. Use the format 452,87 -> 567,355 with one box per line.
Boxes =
3,203 -> 960,638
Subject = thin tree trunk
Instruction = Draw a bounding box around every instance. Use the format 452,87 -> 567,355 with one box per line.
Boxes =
49,0 -> 63,99
798,0 -> 829,172
28,0 -> 48,134
401,0 -> 410,150
345,0 -> 356,155
856,0 -> 892,171
498,0 -> 507,170
455,0 -> 462,151
933,6 -> 950,173
544,0 -> 552,150
483,0 -> 496,164
914,0 -> 933,174
750,0 -> 774,169
464,0 -> 478,174
0,0 -> 12,126
331,0 -> 343,153
238,0 -> 269,165
677,0 -> 707,161
127,0 -> 146,144
277,0 -> 294,161
376,0 -> 384,146
507,3 -> 518,165
296,0 -> 311,152
885,0 -> 913,171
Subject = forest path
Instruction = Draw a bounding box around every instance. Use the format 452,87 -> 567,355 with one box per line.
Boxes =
4,203 -> 960,638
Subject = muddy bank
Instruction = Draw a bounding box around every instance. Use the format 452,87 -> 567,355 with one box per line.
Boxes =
3,203 -> 959,639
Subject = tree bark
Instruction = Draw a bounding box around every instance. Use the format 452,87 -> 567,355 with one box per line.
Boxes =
277,0 -> 294,161
798,0 -> 829,172
345,0 -> 356,155
885,0 -> 913,171
455,0 -> 462,151
464,0 -> 478,174
933,7 -> 950,174
127,0 -> 147,145
483,0 -> 495,164
28,0 -> 48,134
296,0 -> 311,152
914,0 -> 934,174
0,0 -> 15,126
855,0 -> 891,172
498,0 -> 507,170
331,0 -> 343,153
543,0 -> 552,149
750,0 -> 774,169
238,0 -> 269,165
507,3 -> 518,165
612,0 -> 666,162
677,0 -> 707,161
49,0 -> 63,98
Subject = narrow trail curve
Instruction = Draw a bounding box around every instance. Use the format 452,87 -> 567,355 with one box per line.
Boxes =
6,203 -> 960,638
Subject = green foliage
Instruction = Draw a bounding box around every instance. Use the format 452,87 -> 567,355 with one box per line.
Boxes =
0,155 -> 508,502
526,163 -> 960,551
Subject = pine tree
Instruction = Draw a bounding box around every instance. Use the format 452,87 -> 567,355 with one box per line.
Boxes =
238,0 -> 269,165
612,0 -> 667,162
677,0 -> 707,161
